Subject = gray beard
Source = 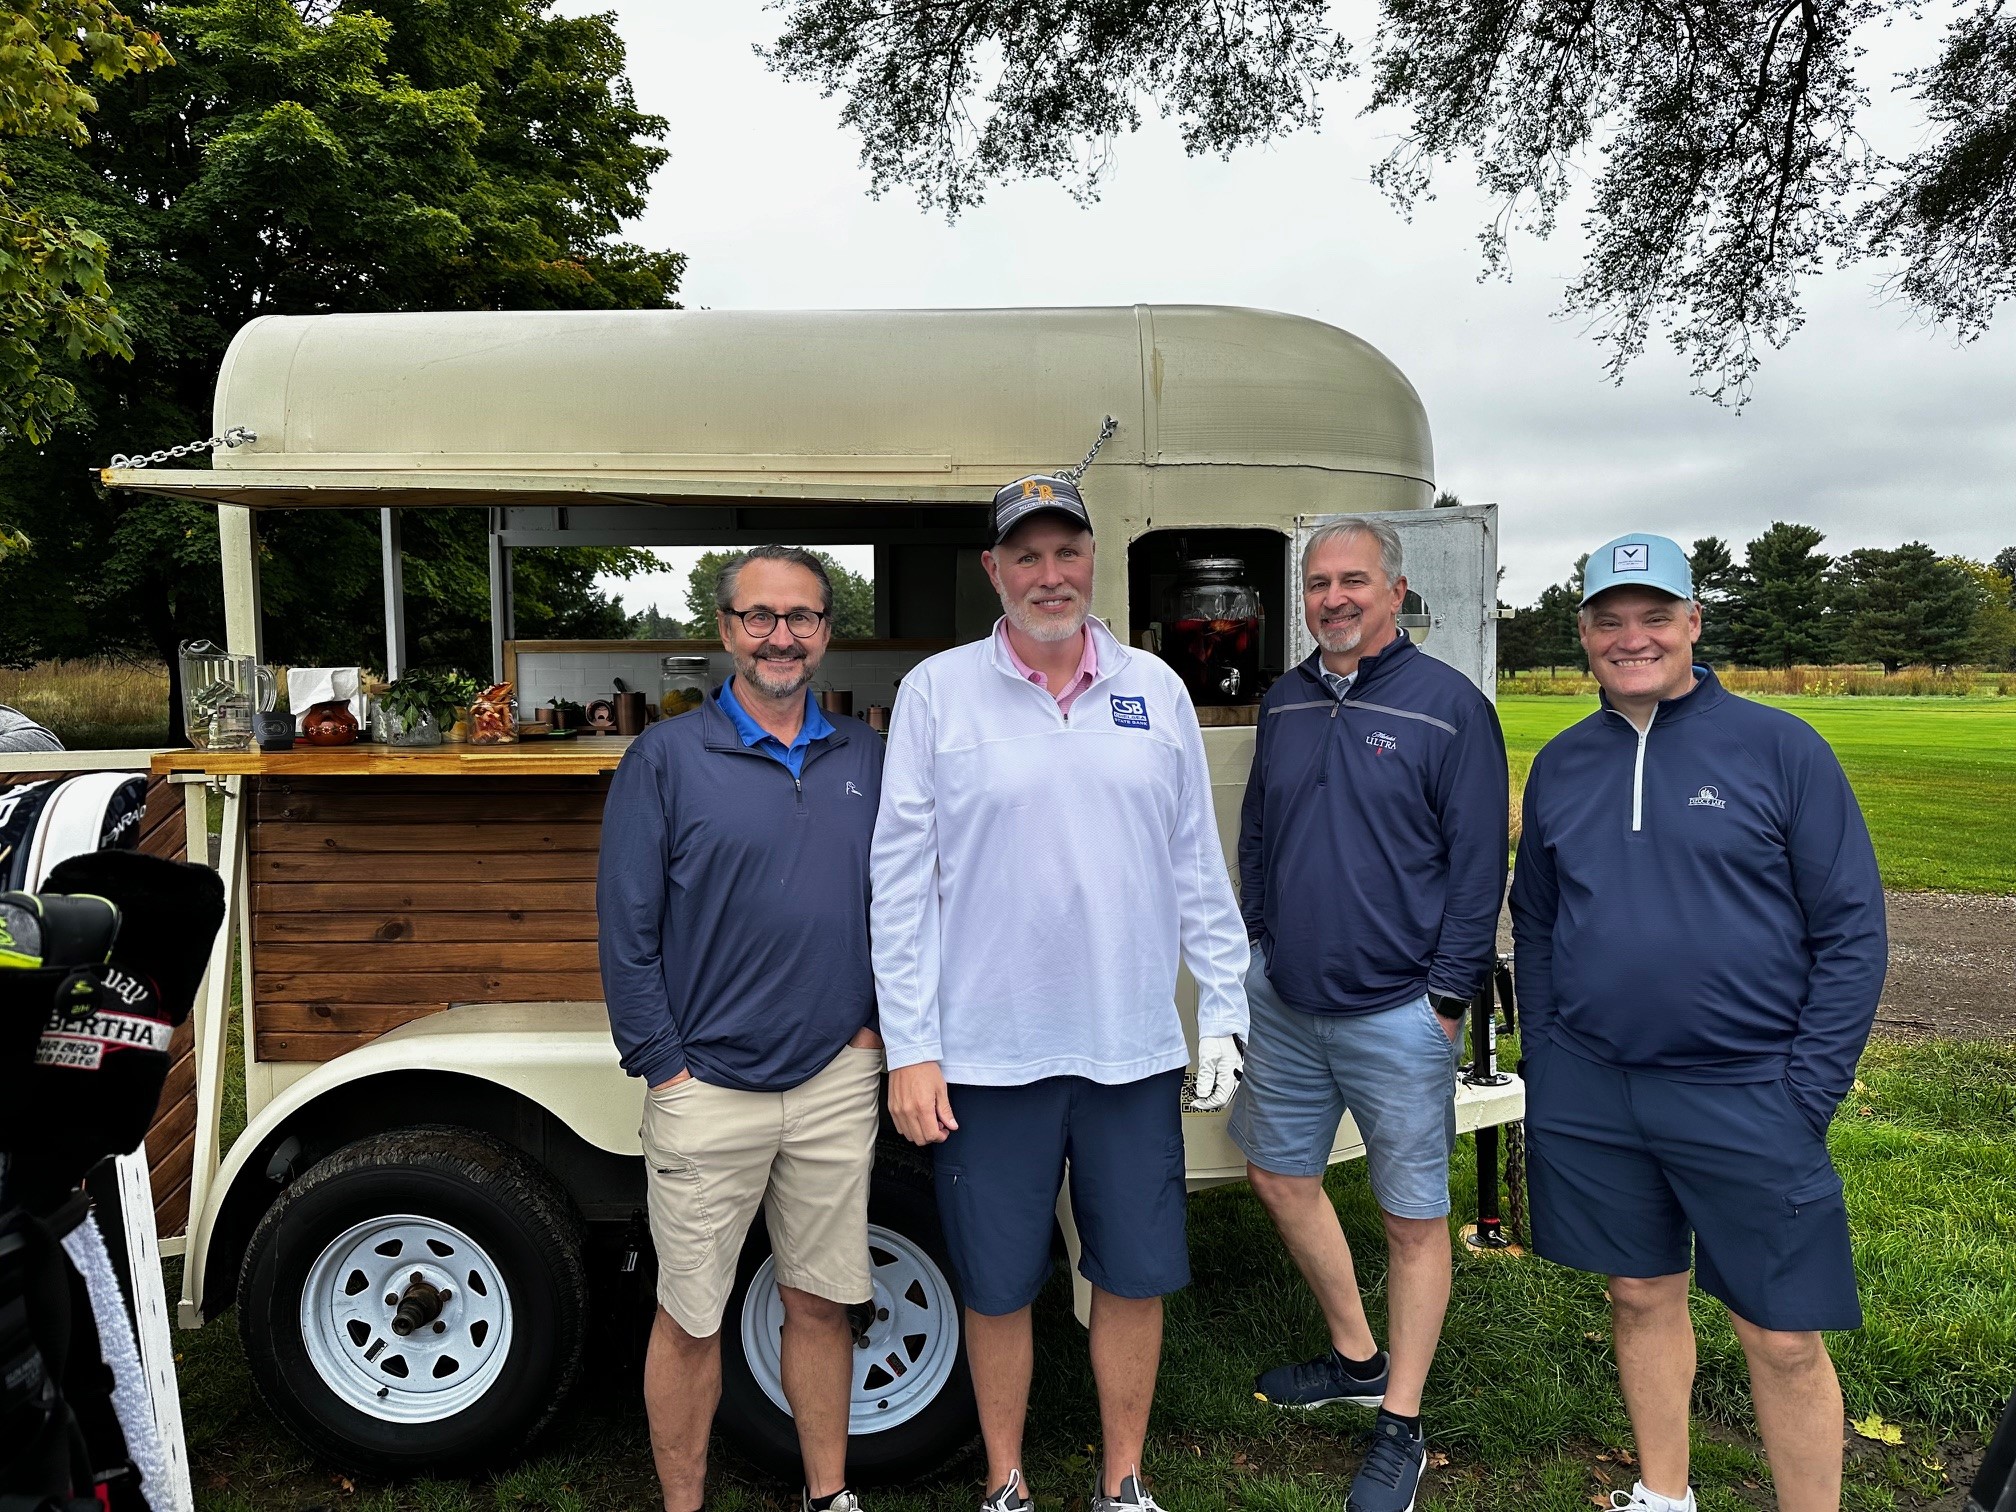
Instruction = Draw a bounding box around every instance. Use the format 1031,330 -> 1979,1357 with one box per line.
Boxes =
739,652 -> 815,699
999,591 -> 1088,644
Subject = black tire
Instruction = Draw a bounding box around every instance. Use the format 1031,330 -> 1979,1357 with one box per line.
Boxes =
238,1126 -> 588,1477
717,1145 -> 977,1485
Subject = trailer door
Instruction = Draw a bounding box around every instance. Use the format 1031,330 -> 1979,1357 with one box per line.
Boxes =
1290,503 -> 1500,700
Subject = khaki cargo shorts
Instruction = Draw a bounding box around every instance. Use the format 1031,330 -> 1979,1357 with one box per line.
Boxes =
640,1043 -> 882,1337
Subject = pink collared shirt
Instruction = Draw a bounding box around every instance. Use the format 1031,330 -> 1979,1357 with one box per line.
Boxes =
996,619 -> 1099,715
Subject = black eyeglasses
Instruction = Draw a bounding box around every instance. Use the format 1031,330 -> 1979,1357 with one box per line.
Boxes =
721,606 -> 829,638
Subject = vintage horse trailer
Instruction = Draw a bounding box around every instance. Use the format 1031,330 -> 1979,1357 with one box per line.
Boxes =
5,304 -> 1521,1481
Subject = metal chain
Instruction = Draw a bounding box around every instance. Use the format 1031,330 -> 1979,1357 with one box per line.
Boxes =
108,427 -> 258,469
1061,414 -> 1118,483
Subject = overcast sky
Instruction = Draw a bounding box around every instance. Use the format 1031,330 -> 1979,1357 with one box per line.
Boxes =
571,2 -> 2014,613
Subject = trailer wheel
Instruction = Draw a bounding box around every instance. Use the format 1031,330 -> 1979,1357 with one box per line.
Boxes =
717,1146 -> 976,1484
238,1127 -> 587,1476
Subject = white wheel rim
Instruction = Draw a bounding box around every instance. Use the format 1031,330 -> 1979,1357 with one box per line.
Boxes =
299,1214 -> 514,1424
739,1223 -> 960,1434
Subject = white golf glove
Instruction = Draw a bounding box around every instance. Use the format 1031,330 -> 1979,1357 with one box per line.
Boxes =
1190,1035 -> 1244,1111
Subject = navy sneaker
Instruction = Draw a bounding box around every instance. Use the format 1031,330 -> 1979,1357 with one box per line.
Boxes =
1347,1412 -> 1427,1512
1253,1346 -> 1389,1408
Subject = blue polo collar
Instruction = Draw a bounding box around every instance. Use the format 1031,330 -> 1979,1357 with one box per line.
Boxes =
717,677 -> 833,757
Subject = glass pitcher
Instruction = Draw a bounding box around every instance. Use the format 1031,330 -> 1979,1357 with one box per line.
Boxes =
178,639 -> 273,750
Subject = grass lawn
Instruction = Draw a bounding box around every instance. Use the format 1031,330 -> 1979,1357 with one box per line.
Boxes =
1499,695 -> 2016,894
174,1037 -> 2016,1512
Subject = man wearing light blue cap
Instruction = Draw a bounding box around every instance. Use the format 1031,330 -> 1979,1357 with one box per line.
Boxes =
1510,534 -> 1886,1512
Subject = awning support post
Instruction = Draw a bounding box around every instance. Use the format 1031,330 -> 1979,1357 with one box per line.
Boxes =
487,507 -> 513,685
381,508 -> 407,681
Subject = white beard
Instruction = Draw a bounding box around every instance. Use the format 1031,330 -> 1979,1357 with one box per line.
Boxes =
999,590 -> 1089,644
1315,618 -> 1364,655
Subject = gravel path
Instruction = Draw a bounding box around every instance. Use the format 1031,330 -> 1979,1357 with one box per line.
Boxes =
1496,890 -> 2016,1041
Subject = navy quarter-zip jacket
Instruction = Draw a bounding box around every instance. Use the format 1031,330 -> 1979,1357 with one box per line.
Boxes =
1509,668 -> 1886,1132
1238,636 -> 1510,1014
597,686 -> 884,1092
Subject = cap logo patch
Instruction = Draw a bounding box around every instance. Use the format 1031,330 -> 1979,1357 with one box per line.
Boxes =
1021,479 -> 1055,502
1613,543 -> 1649,572
1110,695 -> 1151,730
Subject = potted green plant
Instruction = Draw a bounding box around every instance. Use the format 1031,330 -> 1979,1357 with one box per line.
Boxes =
381,668 -> 482,747
547,696 -> 585,731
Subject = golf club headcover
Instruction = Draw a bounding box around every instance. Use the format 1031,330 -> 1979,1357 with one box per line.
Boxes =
43,851 -> 225,1028
0,893 -> 122,1160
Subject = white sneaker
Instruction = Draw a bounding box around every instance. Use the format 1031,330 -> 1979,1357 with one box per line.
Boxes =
803,1490 -> 863,1512
980,1469 -> 1032,1512
1609,1483 -> 1696,1512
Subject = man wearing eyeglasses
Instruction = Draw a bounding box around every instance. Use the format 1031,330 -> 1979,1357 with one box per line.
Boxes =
599,545 -> 886,1512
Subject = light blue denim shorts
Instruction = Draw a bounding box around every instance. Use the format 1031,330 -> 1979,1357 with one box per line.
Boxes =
1227,945 -> 1462,1218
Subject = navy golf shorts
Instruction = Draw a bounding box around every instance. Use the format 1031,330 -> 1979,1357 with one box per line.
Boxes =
1523,1039 -> 1861,1333
931,1068 -> 1189,1316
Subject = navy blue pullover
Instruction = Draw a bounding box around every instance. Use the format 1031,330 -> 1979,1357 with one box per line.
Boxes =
597,685 -> 883,1092
1509,669 -> 1886,1131
1238,637 -> 1509,1014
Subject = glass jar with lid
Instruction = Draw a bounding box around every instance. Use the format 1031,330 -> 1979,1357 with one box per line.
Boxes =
1162,557 -> 1262,705
660,655 -> 712,718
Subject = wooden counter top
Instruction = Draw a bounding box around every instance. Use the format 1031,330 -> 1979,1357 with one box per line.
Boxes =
151,737 -> 636,777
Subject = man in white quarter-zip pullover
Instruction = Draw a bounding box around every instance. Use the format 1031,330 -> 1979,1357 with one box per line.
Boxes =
872,472 -> 1250,1512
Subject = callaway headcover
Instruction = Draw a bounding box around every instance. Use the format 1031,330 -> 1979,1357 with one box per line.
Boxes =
44,851 -> 225,1026
7,854 -> 225,1213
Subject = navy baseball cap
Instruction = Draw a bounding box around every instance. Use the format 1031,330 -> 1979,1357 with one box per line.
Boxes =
991,474 -> 1093,545
1581,533 -> 1694,607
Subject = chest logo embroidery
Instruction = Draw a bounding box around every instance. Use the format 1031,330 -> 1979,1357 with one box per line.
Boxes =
1364,730 -> 1399,755
1687,784 -> 1726,809
1110,695 -> 1151,730
845,781 -> 864,798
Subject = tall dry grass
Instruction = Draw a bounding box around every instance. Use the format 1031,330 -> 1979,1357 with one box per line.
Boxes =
1499,664 -> 2014,698
0,660 -> 170,747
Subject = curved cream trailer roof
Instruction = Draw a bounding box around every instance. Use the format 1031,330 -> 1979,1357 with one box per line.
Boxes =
106,304 -> 1435,519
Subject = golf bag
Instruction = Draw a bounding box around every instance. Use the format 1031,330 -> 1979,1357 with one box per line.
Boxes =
1,772 -> 225,1511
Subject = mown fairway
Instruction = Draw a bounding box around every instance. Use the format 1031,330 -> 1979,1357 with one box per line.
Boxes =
1500,694 -> 2016,894
177,1038 -> 2016,1512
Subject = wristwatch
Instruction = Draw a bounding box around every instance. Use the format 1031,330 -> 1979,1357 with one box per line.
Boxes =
1429,992 -> 1471,1021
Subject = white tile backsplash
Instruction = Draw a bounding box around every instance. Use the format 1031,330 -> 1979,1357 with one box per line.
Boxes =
516,648 -> 930,718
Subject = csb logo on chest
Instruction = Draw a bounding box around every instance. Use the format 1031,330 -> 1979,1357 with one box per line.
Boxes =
1110,695 -> 1151,730
1687,784 -> 1727,809
1364,730 -> 1399,756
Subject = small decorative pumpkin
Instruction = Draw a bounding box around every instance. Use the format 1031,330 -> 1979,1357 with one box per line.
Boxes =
301,699 -> 359,746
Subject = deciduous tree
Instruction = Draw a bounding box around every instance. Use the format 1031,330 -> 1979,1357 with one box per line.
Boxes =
0,0 -> 681,724
766,0 -> 2016,401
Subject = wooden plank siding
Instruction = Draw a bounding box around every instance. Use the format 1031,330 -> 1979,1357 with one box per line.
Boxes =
0,770 -> 191,1236
248,775 -> 612,1063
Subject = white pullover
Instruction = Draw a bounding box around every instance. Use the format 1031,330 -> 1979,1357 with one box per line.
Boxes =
871,618 -> 1249,1086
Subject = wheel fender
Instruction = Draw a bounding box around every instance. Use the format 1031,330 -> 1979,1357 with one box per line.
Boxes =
187,1001 -> 635,1325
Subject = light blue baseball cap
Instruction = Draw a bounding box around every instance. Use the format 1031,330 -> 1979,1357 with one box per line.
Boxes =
1580,533 -> 1694,607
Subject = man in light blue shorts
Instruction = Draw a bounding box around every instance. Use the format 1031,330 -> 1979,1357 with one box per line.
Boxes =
1229,518 -> 1508,1512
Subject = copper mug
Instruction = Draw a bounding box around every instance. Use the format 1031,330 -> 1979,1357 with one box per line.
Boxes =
818,689 -> 853,717
614,690 -> 648,736
864,705 -> 891,733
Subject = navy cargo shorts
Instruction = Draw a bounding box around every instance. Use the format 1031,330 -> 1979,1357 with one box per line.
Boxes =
1523,1038 -> 1861,1333
931,1068 -> 1189,1316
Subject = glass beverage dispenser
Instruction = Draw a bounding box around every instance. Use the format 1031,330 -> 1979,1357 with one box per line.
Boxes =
1162,558 -> 1263,706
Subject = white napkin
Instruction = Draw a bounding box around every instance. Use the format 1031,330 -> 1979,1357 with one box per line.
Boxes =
287,667 -> 367,727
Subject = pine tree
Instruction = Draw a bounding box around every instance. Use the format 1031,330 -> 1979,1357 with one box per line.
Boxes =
1687,536 -> 1737,666
1729,524 -> 1834,667
1831,545 -> 1985,672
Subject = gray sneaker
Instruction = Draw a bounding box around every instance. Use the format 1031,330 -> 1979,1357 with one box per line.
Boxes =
803,1491 -> 863,1512
980,1469 -> 1031,1512
1092,1471 -> 1166,1512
